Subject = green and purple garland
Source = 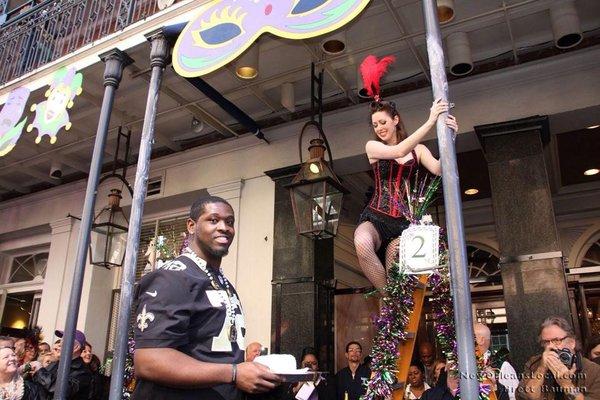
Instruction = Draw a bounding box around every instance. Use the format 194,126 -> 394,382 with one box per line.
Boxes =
363,172 -> 454,399
363,170 -> 490,399
429,246 -> 458,373
363,265 -> 420,399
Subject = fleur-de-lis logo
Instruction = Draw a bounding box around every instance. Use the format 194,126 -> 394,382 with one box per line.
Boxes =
136,304 -> 155,332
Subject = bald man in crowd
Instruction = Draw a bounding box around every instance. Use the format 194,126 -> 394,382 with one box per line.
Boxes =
474,323 -> 517,400
418,342 -> 436,386
245,342 -> 262,362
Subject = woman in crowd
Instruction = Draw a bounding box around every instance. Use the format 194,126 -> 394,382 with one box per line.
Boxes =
354,55 -> 457,290
0,345 -> 45,399
81,343 -> 92,365
404,361 -> 430,400
288,347 -> 333,400
432,359 -> 446,387
18,339 -> 40,378
81,343 -> 105,400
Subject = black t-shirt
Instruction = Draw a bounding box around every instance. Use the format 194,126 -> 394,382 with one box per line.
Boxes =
334,365 -> 370,400
132,254 -> 246,400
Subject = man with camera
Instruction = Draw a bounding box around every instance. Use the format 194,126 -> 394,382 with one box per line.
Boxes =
517,316 -> 600,400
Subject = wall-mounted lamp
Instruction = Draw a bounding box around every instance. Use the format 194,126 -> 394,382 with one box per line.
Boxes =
286,121 -> 348,239
89,189 -> 128,268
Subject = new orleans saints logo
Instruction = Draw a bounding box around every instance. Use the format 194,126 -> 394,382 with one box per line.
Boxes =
136,304 -> 155,332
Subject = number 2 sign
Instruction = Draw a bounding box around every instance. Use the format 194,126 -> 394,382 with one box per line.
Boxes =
399,225 -> 440,274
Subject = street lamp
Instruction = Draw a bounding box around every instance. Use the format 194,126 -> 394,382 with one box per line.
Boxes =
286,121 -> 348,239
89,188 -> 128,268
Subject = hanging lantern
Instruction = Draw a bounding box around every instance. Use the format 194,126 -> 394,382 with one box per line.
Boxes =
286,121 -> 348,239
89,189 -> 128,268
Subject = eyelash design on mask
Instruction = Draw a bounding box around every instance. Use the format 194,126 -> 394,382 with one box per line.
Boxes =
192,6 -> 247,48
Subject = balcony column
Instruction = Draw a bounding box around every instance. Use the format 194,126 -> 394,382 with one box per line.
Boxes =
108,30 -> 169,400
266,166 -> 335,373
53,49 -> 133,400
475,116 -> 570,371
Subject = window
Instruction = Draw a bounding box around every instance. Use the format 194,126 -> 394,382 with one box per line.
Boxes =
1,293 -> 35,329
0,251 -> 47,333
475,306 -> 509,352
8,252 -> 48,283
105,216 -> 188,354
581,239 -> 600,267
467,245 -> 501,287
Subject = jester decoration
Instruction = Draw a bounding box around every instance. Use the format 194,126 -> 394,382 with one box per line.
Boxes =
0,87 -> 30,157
27,66 -> 83,144
173,0 -> 371,77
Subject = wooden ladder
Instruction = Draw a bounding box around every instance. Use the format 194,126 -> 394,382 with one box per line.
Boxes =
392,274 -> 429,399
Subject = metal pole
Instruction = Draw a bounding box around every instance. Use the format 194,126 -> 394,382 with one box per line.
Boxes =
108,30 -> 169,400
421,1 -> 479,398
54,49 -> 132,400
578,285 -> 591,344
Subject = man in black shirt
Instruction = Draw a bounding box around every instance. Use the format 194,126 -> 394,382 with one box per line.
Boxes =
334,341 -> 370,400
133,196 -> 281,400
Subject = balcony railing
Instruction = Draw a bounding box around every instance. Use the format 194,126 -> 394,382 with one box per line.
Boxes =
0,0 -> 169,86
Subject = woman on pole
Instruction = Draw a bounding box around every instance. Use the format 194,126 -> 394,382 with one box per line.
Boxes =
354,55 -> 458,290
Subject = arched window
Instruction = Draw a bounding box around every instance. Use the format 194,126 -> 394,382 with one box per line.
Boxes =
467,245 -> 501,287
0,250 -> 48,332
8,252 -> 48,283
581,238 -> 600,267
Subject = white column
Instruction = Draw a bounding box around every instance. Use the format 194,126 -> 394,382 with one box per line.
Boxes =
207,179 -> 243,285
234,176 -> 275,349
37,217 -> 78,340
78,253 -> 115,360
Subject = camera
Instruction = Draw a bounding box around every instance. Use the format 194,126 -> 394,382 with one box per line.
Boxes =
552,348 -> 575,368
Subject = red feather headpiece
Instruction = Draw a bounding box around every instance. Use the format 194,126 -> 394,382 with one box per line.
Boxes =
359,55 -> 396,101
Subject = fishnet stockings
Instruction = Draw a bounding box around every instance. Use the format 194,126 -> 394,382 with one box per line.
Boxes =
354,222 -> 403,291
385,237 -> 401,272
354,221 -> 386,290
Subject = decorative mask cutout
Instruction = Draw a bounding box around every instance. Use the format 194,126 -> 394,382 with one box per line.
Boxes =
27,67 -> 83,144
173,0 -> 371,77
0,87 -> 30,157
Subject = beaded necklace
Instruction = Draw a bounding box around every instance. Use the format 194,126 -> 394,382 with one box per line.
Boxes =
182,247 -> 238,342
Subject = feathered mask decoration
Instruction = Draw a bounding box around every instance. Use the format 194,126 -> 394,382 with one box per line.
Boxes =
359,55 -> 396,101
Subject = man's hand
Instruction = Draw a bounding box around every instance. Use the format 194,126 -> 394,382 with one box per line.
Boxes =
539,349 -> 554,371
543,350 -> 576,389
235,362 -> 282,394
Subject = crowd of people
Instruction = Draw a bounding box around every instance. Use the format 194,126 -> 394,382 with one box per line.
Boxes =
0,329 -> 106,400
2,189 -> 598,400
282,316 -> 600,400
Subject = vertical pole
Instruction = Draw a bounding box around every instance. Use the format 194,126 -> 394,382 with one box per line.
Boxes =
578,285 -> 591,344
53,49 -> 132,400
126,0 -> 137,25
108,30 -> 169,400
421,1 -> 479,398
